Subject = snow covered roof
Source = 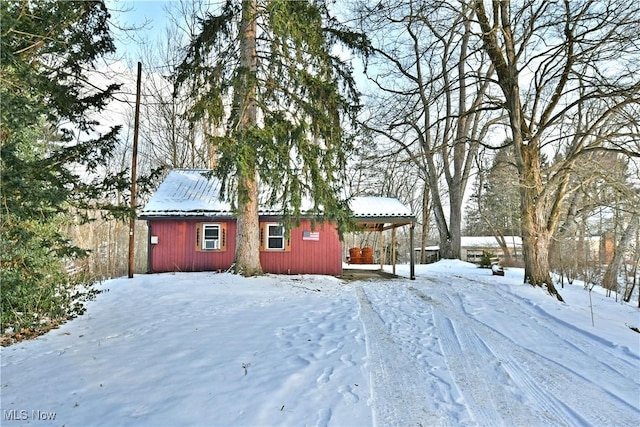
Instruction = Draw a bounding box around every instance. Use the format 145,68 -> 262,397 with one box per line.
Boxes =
415,236 -> 522,251
140,169 -> 415,222
349,196 -> 414,222
461,236 -> 522,248
140,169 -> 232,217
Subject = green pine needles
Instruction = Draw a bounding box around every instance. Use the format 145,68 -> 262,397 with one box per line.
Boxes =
177,0 -> 370,233
1,1 -> 126,340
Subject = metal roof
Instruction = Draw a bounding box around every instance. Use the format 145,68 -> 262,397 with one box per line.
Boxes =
140,169 -> 233,217
349,196 -> 414,222
140,169 -> 415,222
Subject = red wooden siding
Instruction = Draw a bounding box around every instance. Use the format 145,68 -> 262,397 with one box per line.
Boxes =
147,218 -> 342,275
259,220 -> 342,275
148,219 -> 236,273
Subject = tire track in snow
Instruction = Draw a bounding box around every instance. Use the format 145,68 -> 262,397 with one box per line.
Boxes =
497,282 -> 639,373
430,305 -> 570,426
355,285 -> 453,427
437,275 -> 640,413
451,274 -> 639,375
413,285 -> 640,426
413,285 -> 564,425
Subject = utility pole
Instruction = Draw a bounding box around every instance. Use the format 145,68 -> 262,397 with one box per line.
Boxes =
128,62 -> 142,278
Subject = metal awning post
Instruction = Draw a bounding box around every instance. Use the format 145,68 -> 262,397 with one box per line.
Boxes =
410,221 -> 415,280
392,225 -> 397,275
379,227 -> 384,270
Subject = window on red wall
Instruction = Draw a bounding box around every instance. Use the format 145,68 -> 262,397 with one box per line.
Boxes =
203,224 -> 220,249
267,224 -> 284,249
195,222 -> 227,252
260,222 -> 291,251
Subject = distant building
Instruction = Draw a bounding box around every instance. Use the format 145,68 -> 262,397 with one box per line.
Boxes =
415,236 -> 522,264
413,246 -> 441,264
460,236 -> 522,263
416,234 -> 614,265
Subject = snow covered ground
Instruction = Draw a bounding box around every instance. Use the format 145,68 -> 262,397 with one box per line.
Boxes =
1,260 -> 639,426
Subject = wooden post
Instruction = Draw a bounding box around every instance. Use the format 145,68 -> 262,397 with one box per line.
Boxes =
128,62 -> 142,278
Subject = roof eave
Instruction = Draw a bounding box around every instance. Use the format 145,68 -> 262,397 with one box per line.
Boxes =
139,210 -> 234,220
354,215 -> 415,224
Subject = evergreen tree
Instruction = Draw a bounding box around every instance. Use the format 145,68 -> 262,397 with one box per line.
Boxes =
1,1 -> 127,337
466,147 -> 520,237
464,165 -> 491,236
483,147 -> 521,236
177,0 -> 369,275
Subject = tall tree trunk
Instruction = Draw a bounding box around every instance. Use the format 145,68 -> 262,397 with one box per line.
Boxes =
234,0 -> 262,276
445,11 -> 472,261
236,173 -> 262,276
473,0 -> 565,300
602,216 -> 639,294
520,144 -> 563,301
420,181 -> 430,263
425,152 -> 454,259
494,232 -> 513,264
623,230 -> 640,303
448,186 -> 463,259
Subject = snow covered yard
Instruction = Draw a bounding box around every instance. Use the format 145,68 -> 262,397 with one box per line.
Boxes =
1,260 -> 639,426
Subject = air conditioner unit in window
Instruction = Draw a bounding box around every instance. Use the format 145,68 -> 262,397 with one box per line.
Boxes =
205,240 -> 220,250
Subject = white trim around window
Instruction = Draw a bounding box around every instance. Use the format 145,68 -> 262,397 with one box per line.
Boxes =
266,223 -> 285,250
202,223 -> 221,250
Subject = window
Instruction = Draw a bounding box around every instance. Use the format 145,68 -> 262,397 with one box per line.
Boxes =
267,224 -> 284,250
259,222 -> 290,252
196,223 -> 226,252
203,224 -> 220,250
466,250 -> 484,263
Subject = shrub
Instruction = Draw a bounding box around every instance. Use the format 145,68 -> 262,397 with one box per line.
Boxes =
480,250 -> 495,268
1,216 -> 100,342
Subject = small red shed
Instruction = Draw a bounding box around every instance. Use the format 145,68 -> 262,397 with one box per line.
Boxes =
139,169 -> 415,277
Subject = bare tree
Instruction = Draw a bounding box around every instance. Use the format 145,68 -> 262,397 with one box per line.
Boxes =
473,0 -> 640,300
355,0 -> 498,259
135,0 -> 213,171
603,214 -> 639,296
550,149 -> 638,290
622,227 -> 640,304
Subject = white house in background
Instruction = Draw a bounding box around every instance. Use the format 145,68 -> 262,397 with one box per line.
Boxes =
415,236 -> 523,264
460,236 -> 522,263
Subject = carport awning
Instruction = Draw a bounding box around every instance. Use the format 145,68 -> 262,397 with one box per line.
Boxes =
347,196 -> 416,280
349,196 -> 415,230
353,217 -> 414,231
